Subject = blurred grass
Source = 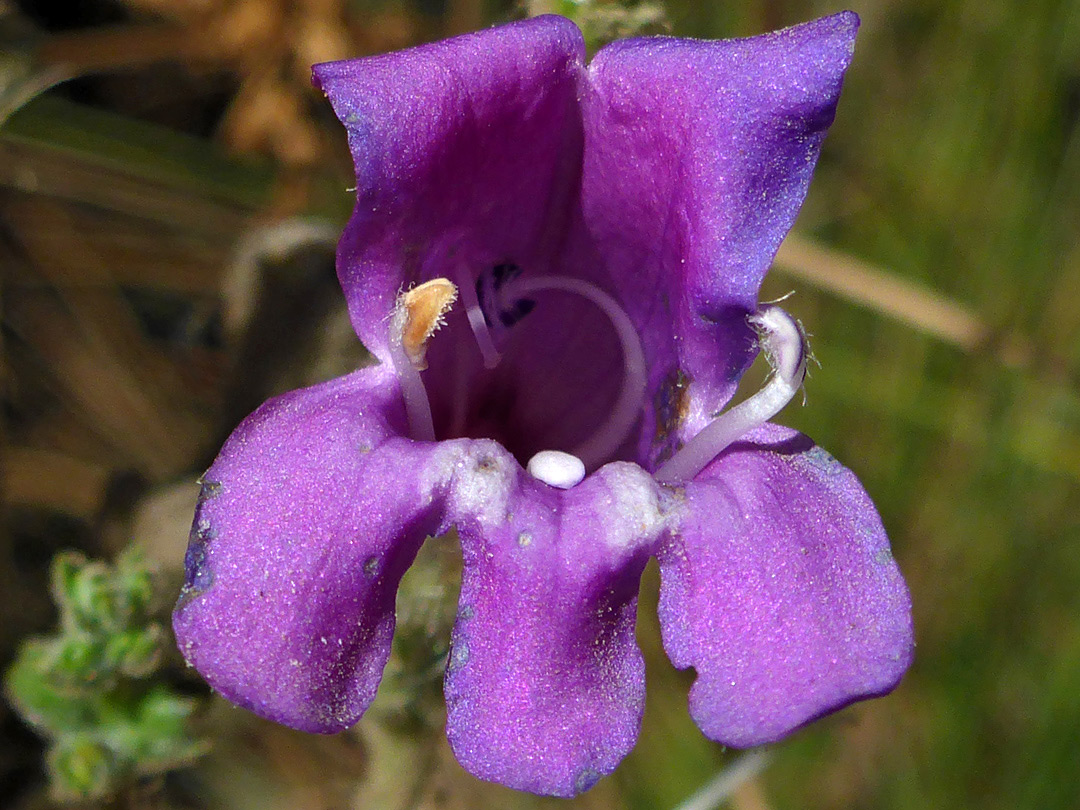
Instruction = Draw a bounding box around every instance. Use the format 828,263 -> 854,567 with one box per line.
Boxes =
1,0 -> 1078,808
2,95 -> 274,209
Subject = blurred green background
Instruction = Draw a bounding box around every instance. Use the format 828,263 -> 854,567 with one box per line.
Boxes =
1,0 -> 1077,808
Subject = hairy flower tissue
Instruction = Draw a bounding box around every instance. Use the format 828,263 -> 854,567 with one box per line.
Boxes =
174,12 -> 913,798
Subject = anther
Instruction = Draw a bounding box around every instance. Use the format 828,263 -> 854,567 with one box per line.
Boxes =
398,279 -> 457,369
389,279 -> 458,441
527,450 -> 586,489
654,306 -> 809,484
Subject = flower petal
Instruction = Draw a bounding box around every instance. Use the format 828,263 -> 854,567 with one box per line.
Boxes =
433,444 -> 670,796
172,366 -> 443,732
582,13 -> 860,464
312,15 -> 586,362
656,424 -> 913,746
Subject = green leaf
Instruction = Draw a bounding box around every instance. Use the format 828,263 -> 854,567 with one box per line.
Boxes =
48,733 -> 118,802
4,639 -> 96,732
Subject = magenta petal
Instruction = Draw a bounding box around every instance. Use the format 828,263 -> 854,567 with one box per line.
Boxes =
312,16 -> 586,362
657,424 -> 913,747
582,13 -> 859,462
438,446 -> 670,796
173,366 -> 441,732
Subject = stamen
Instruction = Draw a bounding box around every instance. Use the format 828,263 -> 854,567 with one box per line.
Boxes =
457,265 -> 501,369
506,275 -> 647,469
388,279 -> 458,442
654,306 -> 808,484
527,450 -> 586,489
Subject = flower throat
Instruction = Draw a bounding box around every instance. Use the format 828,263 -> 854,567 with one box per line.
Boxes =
388,268 -> 807,486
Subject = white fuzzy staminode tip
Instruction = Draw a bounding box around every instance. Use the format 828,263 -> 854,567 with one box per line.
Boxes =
748,305 -> 808,386
527,450 -> 586,489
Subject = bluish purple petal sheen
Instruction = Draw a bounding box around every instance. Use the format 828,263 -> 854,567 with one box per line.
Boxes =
656,424 -> 914,747
435,444 -> 670,796
581,13 -> 859,465
172,366 -> 443,732
311,15 -> 586,364
174,12 -> 915,799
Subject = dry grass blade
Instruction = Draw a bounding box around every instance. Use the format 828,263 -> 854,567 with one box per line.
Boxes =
36,24 -> 221,75
6,290 -> 203,477
3,447 -> 110,519
774,234 -> 1033,368
0,139 -> 257,238
2,196 -> 220,478
4,194 -> 226,294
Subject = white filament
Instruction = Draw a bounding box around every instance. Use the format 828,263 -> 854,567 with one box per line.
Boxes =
507,276 -> 648,469
457,265 -> 501,369
654,306 -> 808,484
387,306 -> 436,442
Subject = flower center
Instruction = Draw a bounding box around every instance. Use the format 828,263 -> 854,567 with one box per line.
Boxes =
498,274 -> 647,469
389,274 -> 808,485
388,267 -> 647,473
653,306 -> 809,483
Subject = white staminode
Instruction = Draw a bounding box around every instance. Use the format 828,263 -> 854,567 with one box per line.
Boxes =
527,450 -> 587,489
654,306 -> 808,484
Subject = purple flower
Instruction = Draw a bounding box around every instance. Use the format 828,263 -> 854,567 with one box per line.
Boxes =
173,12 -> 913,798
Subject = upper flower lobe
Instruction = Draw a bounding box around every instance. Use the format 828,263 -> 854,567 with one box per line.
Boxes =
174,11 -> 913,798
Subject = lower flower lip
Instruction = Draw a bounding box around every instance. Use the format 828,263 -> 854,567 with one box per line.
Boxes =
174,361 -> 911,798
